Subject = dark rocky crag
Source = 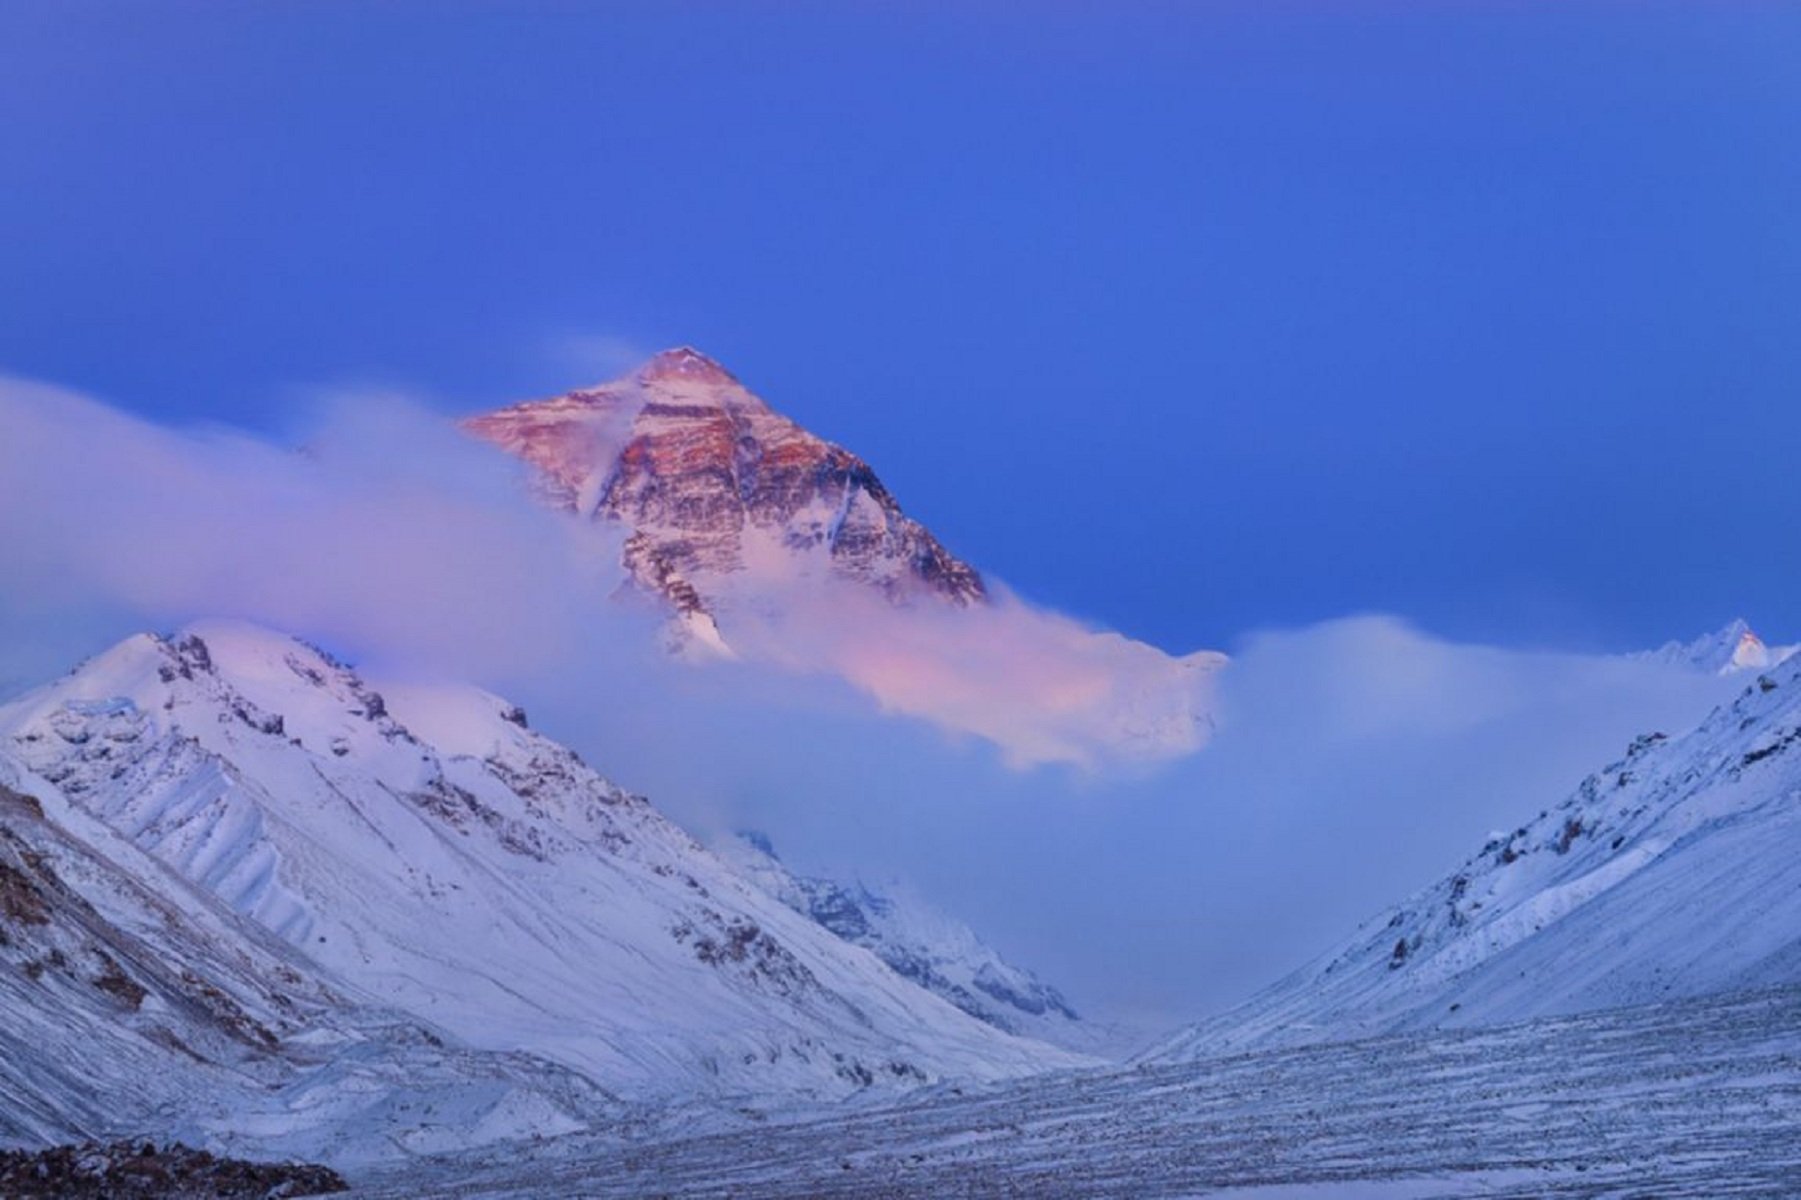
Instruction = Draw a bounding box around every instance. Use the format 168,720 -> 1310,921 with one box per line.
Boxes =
0,1141 -> 346,1199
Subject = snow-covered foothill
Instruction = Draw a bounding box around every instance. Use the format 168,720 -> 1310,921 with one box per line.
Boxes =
0,622 -> 1082,1123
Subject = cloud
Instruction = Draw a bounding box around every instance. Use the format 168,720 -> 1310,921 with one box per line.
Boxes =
0,374 -> 1212,772
621,614 -> 1739,1034
0,375 -> 642,690
708,569 -> 1222,769
0,376 -> 1744,1039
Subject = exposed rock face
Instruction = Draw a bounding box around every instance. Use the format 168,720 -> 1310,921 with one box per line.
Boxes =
467,347 -> 1225,768
464,348 -> 985,639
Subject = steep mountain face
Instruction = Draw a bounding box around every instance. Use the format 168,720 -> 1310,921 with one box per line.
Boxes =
1150,648 -> 1801,1062
465,348 -> 983,652
718,835 -> 1133,1056
0,623 -> 1080,1115
1643,618 -> 1798,676
0,757 -> 612,1166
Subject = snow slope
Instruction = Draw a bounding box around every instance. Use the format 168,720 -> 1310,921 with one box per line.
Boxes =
0,622 -> 1081,1114
0,757 -> 613,1167
1150,645 -> 1801,1060
718,834 -> 1137,1056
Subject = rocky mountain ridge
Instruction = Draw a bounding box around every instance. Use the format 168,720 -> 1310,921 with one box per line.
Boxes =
0,748 -> 614,1167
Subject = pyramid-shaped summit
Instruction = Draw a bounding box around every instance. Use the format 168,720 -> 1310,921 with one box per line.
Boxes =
464,349 -> 986,648
636,345 -> 740,386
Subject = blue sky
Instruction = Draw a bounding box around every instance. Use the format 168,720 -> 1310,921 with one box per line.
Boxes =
3,1 -> 1798,654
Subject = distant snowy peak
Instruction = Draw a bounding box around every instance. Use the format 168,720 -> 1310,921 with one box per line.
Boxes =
464,348 -> 986,643
720,833 -> 1135,1057
1150,645 -> 1801,1063
1645,618 -> 1798,676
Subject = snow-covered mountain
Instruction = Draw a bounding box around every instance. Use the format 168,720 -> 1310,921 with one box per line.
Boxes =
465,347 -> 983,655
717,834 -> 1137,1057
0,622 -> 1081,1127
1150,643 -> 1801,1062
1641,617 -> 1798,676
463,350 -> 1224,767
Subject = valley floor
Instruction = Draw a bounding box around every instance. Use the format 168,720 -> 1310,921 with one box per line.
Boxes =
346,984 -> 1801,1199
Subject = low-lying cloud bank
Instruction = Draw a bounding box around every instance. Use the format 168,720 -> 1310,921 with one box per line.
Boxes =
674,614 -> 1738,1030
0,376 -> 1746,1032
0,377 -> 637,690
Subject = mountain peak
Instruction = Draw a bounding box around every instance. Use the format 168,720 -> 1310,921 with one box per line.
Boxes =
636,346 -> 739,387
1643,618 -> 1796,676
466,350 -> 988,625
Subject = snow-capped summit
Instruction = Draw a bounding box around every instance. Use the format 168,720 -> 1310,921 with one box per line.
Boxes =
465,349 -> 985,637
1644,618 -> 1798,676
1150,642 -> 1801,1063
635,345 -> 745,388
0,622 -> 1082,1111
